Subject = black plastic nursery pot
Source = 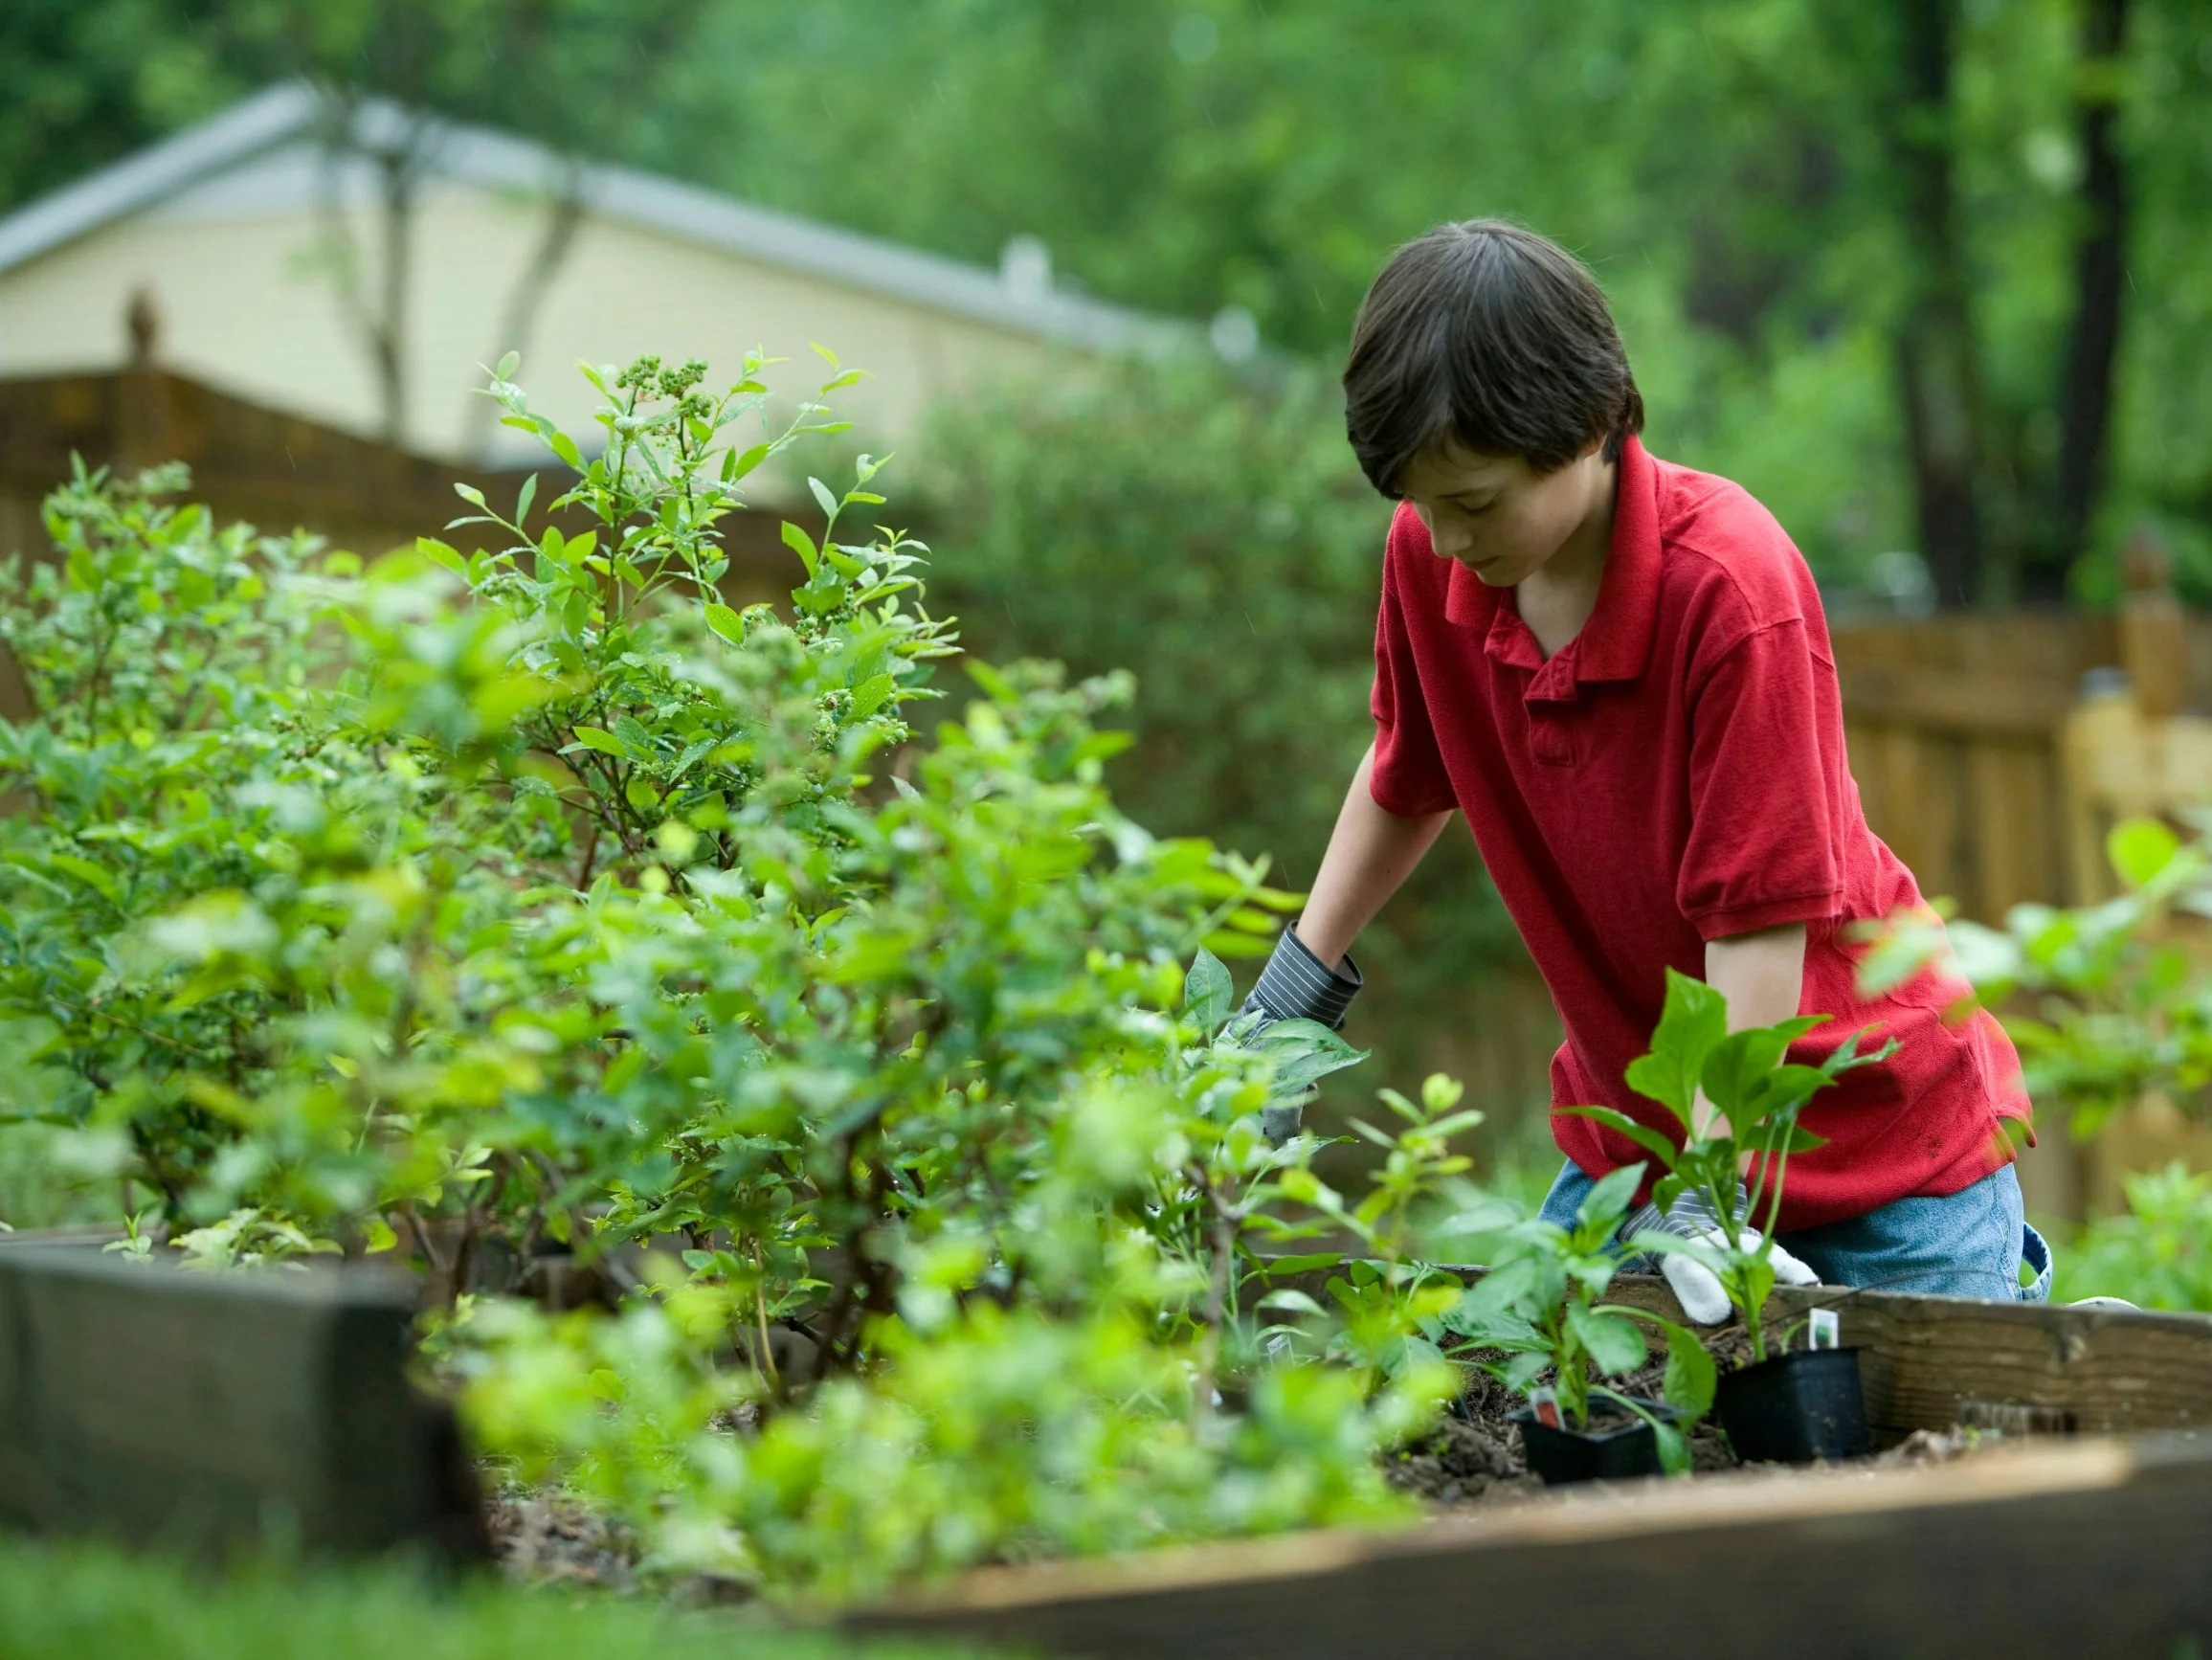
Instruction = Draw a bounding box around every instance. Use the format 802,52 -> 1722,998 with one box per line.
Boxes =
1714,1346 -> 1872,1464
1508,1398 -> 1670,1486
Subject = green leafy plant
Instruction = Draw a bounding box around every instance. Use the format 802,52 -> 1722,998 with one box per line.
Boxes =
0,348 -> 1466,1600
1441,1165 -> 1716,1472
2054,1160 -> 2212,1311
1255,1072 -> 1487,1398
1563,969 -> 1891,1362
1857,817 -> 2212,1142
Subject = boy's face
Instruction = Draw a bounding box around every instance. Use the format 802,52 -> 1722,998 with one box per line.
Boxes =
1398,439 -> 1613,587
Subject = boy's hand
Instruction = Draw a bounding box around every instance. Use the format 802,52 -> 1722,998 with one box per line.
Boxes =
1624,1191 -> 1821,1325
1242,927 -> 1362,1144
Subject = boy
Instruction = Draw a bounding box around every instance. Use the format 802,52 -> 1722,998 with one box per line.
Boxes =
1245,220 -> 2049,1318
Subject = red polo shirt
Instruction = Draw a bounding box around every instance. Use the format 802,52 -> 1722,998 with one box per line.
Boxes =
1368,436 -> 2030,1230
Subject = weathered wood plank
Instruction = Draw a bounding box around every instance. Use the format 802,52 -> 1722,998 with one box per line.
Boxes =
1778,1285 -> 2212,1437
0,1245 -> 485,1561
854,1435 -> 2212,1659
1255,1263 -> 2212,1438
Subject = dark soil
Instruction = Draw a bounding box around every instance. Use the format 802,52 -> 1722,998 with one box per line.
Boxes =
1385,1327 -> 1989,1509
487,1489 -> 641,1589
485,1326 -> 2000,1586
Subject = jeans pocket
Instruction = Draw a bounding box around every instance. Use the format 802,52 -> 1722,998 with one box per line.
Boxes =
2019,1220 -> 2054,1303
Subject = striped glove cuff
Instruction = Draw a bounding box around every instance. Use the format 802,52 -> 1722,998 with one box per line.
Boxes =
1242,925 -> 1363,1032
1623,1187 -> 1729,1245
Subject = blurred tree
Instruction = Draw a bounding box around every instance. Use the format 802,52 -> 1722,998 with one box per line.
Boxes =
4,4 -> 2210,588
0,0 -> 243,213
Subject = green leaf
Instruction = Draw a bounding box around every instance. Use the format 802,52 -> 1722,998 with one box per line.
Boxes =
1651,1419 -> 1691,1475
2110,817 -> 2182,889
703,602 -> 746,645
549,429 -> 583,470
1452,1258 -> 1541,1321
1252,1019 -> 1367,1093
782,520 -> 819,577
495,349 -> 521,381
515,473 -> 538,525
570,727 -> 625,757
807,476 -> 839,521
1699,1023 -> 1795,1118
1566,1302 -> 1647,1376
848,673 -> 897,719
45,853 -> 121,902
415,536 -> 466,575
1183,948 -> 1234,1027
1555,1104 -> 1679,1168
1660,1320 -> 1717,1418
1624,969 -> 1728,1123
1441,1308 -> 1545,1350
1575,1161 -> 1645,1231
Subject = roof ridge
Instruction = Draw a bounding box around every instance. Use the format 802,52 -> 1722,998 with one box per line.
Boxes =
0,82 -> 319,276
0,82 -> 1191,355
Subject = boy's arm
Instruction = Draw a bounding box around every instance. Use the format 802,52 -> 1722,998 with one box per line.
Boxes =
1244,744 -> 1451,1041
1243,746 -> 1449,1145
1292,743 -> 1453,967
1697,922 -> 1809,1139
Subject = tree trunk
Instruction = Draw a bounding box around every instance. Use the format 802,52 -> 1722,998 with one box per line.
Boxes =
2029,0 -> 2133,602
1888,0 -> 1988,609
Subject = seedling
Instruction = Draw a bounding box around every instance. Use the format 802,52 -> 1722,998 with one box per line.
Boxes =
1443,1161 -> 1715,1473
1564,968 -> 1895,1361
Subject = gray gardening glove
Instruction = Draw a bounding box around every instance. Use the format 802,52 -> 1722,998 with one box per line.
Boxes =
1240,925 -> 1361,1146
1623,1189 -> 1820,1326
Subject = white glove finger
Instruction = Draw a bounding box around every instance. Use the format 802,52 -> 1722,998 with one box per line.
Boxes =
1768,1241 -> 1821,1286
1660,1253 -> 1734,1326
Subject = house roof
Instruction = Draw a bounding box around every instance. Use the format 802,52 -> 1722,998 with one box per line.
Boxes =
0,83 -> 1185,355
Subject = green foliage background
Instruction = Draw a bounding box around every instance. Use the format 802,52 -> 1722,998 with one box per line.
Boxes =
8,0 -> 2207,595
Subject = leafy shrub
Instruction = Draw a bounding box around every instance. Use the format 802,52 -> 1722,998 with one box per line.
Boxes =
0,348 -> 1463,1598
1857,816 -> 2212,1140
2053,1161 -> 2212,1311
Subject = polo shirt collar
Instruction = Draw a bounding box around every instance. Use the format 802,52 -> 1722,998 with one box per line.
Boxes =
1440,434 -> 1662,687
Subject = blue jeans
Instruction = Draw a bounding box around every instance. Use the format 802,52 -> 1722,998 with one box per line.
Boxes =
1537,1160 -> 2053,1302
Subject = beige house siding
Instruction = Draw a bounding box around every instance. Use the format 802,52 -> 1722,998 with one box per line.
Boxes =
0,173 -> 1057,474
0,92 -> 1178,487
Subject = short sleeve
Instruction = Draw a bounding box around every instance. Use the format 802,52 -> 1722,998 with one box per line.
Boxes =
1367,538 -> 1457,819
1678,618 -> 1842,938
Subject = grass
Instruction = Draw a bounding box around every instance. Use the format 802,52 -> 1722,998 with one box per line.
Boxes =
0,1537 -> 1000,1660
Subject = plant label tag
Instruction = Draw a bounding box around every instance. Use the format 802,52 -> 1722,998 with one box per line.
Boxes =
1808,1308 -> 1841,1351
1529,1386 -> 1562,1428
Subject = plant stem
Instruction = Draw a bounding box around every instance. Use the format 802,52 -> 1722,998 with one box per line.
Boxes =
1188,1163 -> 1240,1431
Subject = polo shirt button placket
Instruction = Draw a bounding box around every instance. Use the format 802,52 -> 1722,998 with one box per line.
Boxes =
1525,656 -> 1580,767
1530,707 -> 1576,767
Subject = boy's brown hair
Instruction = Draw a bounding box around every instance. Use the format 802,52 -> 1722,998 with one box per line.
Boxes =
1342,219 -> 1643,496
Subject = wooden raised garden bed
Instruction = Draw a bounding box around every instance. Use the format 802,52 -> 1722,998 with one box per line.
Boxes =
7,1238 -> 2212,1657
851,1279 -> 2212,1660
0,1244 -> 485,1562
